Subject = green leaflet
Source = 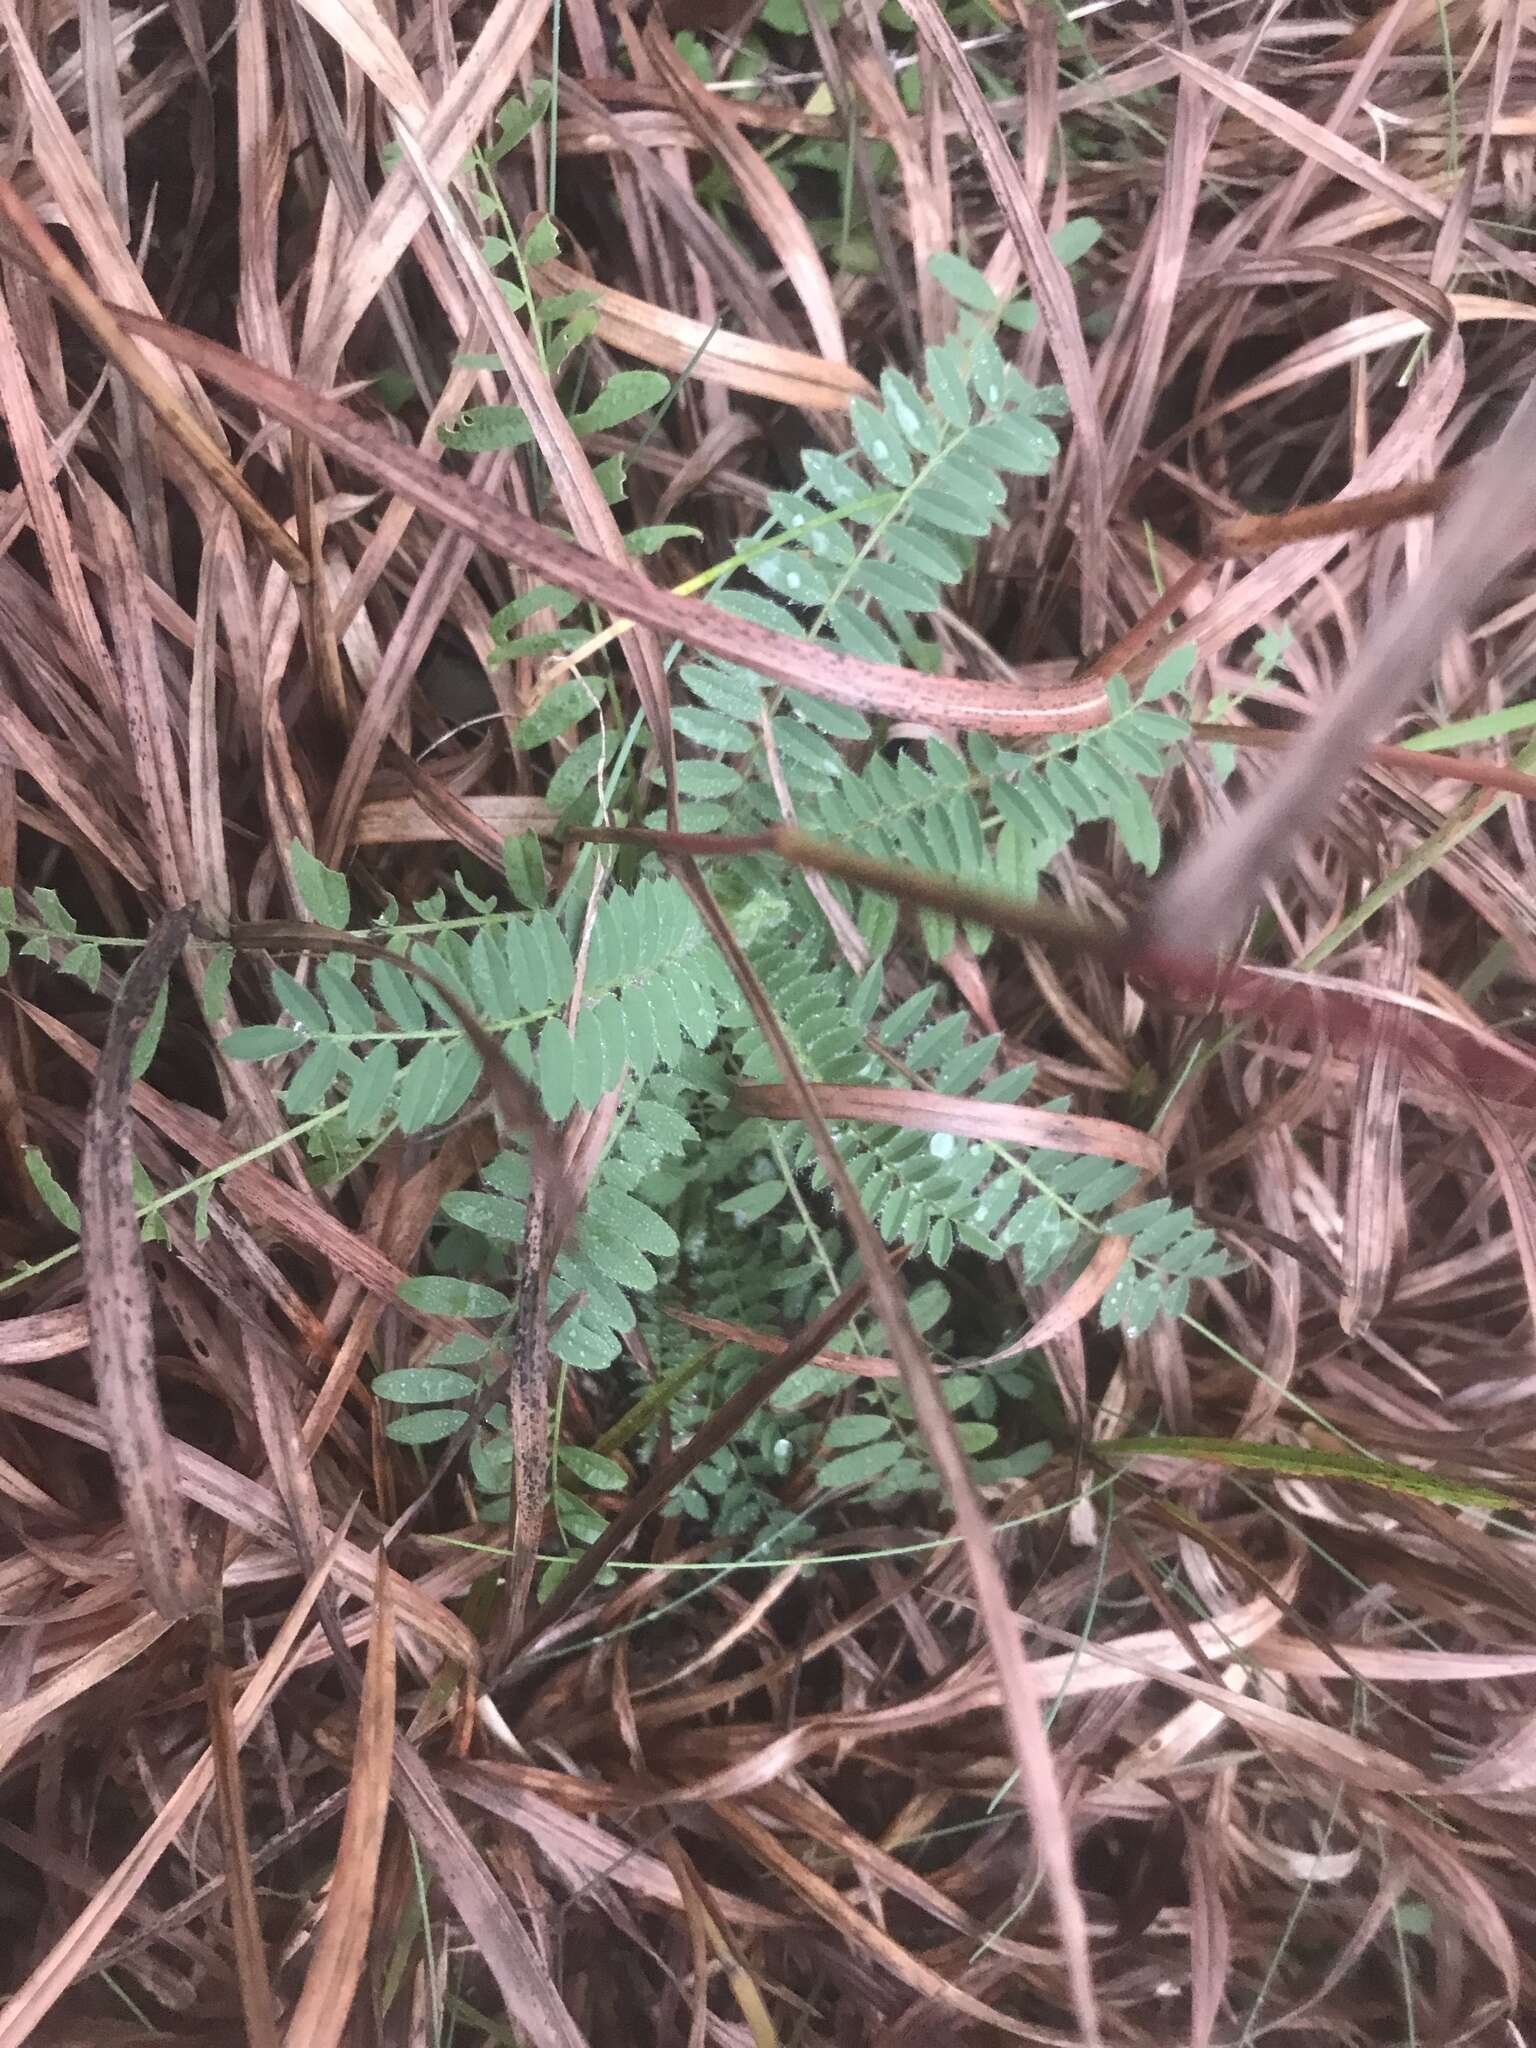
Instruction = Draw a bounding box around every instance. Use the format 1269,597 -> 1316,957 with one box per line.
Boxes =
288,839 -> 350,927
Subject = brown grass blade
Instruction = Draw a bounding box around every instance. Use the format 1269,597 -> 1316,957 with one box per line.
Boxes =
206,1651 -> 281,2048
1163,40 -> 1536,289
1340,919 -> 1414,1333
0,689 -> 153,890
1100,74 -> 1210,497
386,116 -> 680,820
846,40 -> 949,347
287,0 -> 428,113
0,1373 -> 478,1669
0,1306 -> 89,1364
714,1799 -> 1070,2044
1158,324 -> 1462,666
665,1306 -> 901,1378
16,992 -> 413,1303
93,491 -> 197,903
79,906 -> 202,1621
531,254 -> 871,410
0,0 -> 222,429
284,1553 -> 396,2048
79,0 -> 172,582
449,1767 -> 794,1952
352,791 -> 553,846
1466,1096 -> 1536,1333
0,1609 -> 172,1773
0,274 -> 117,707
736,1081 -> 1164,1172
1181,1804 -> 1231,2048
1170,297 -> 1535,448
550,70 -> 799,359
748,1778 -> 1052,1969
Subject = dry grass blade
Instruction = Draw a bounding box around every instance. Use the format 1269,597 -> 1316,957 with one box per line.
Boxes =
736,1080 -> 1164,1171
296,0 -> 547,375
666,1306 -> 899,1378
532,255 -> 872,409
283,1554 -> 396,2048
444,1766 -> 778,1929
79,906 -> 202,1621
713,1800 -> 1070,2045
352,791 -> 553,845
0,688 -> 153,890
0,1610 -> 172,1773
1162,39 -> 1536,285
206,1653 -> 282,2048
94,493 -> 197,902
386,114 -> 680,821
0,1373 -> 478,1668
0,1306 -> 89,1364
0,274 -> 115,703
1466,1097 -> 1536,1334
16,991 -> 416,1302
1340,917 -> 1413,1333
288,0 -> 429,113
